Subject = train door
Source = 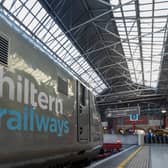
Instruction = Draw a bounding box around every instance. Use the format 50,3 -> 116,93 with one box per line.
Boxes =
76,81 -> 91,142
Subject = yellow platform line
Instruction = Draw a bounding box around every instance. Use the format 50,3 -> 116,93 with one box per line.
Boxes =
117,146 -> 143,168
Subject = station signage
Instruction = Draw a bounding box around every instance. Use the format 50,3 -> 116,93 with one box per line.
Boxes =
129,114 -> 139,121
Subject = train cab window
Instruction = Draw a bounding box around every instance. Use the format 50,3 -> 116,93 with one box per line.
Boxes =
80,84 -> 86,106
58,76 -> 68,95
0,35 -> 8,66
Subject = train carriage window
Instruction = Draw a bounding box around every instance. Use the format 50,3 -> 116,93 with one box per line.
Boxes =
58,76 -> 68,95
0,35 -> 8,66
80,84 -> 86,106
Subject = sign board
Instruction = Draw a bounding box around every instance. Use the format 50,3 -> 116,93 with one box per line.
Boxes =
106,106 -> 140,118
130,114 -> 139,121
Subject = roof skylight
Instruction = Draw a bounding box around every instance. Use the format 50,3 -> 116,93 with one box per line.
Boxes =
111,0 -> 168,88
0,0 -> 107,94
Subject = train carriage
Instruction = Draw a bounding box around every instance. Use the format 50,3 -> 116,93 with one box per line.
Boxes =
0,14 -> 103,167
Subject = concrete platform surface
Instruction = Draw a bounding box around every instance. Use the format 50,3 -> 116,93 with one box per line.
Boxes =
87,144 -> 168,168
87,145 -> 138,168
150,144 -> 168,168
126,146 -> 149,168
125,144 -> 168,168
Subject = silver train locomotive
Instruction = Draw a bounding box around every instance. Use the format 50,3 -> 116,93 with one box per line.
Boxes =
0,14 -> 103,167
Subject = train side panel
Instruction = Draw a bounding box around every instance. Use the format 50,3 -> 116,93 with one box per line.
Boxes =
0,16 -> 77,163
0,15 -> 102,166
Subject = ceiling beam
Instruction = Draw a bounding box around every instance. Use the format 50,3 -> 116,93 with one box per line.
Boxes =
97,96 -> 166,106
119,0 -> 137,83
135,0 -> 145,85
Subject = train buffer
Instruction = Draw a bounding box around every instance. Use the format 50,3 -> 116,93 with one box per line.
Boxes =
103,140 -> 122,152
97,140 -> 122,159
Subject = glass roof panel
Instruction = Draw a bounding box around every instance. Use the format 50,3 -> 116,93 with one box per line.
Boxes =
31,1 -> 41,15
139,0 -> 152,4
17,7 -> 29,20
123,3 -> 135,11
113,11 -> 122,17
111,0 -> 168,88
25,0 -> 37,9
22,12 -> 34,26
3,0 -> 14,10
28,18 -> 39,31
36,8 -> 47,21
124,10 -> 135,17
1,0 -> 107,94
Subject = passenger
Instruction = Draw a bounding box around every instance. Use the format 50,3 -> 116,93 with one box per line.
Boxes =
147,130 -> 153,143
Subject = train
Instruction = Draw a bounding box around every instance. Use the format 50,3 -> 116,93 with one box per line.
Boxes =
0,13 -> 103,167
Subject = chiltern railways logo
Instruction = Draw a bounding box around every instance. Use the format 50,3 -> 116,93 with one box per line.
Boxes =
0,67 -> 69,136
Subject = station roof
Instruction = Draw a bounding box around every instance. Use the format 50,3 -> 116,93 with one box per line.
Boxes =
1,0 -> 107,94
38,0 -> 168,113
1,0 -> 168,117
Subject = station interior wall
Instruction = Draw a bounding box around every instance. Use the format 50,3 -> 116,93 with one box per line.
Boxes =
106,114 -> 168,134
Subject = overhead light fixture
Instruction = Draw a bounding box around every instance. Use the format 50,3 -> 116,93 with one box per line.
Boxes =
107,113 -> 112,117
161,109 -> 166,114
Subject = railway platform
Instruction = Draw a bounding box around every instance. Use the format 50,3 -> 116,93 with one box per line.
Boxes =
87,145 -> 138,168
88,144 -> 168,168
